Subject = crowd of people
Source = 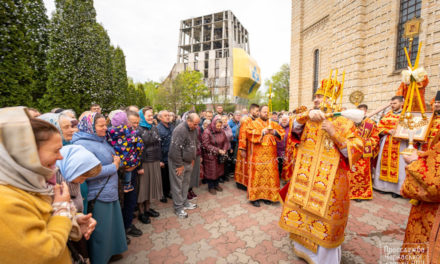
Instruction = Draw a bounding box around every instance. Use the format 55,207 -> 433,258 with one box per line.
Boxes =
0,86 -> 439,263
0,102 -> 295,264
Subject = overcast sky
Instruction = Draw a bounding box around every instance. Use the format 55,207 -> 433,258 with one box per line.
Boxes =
43,0 -> 291,86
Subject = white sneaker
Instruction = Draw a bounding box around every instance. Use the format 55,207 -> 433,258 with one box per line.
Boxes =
183,202 -> 197,210
175,209 -> 188,218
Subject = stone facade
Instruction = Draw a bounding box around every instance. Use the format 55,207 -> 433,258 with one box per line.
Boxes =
290,0 -> 440,112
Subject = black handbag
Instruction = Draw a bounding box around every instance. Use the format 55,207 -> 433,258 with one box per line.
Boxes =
87,176 -> 111,214
210,131 -> 228,164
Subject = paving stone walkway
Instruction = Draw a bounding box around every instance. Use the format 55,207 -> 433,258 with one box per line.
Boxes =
115,180 -> 411,264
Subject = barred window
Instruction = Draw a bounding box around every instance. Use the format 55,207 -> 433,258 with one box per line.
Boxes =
395,0 -> 422,70
313,49 -> 319,95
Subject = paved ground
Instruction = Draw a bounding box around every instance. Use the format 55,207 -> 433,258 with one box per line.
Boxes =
115,180 -> 411,264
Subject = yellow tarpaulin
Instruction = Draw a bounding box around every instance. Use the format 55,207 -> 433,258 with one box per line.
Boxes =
233,48 -> 261,99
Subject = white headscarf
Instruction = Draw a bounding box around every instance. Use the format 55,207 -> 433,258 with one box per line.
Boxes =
0,107 -> 54,195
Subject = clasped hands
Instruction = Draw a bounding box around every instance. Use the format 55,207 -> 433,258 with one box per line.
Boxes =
262,127 -> 275,136
309,110 -> 335,137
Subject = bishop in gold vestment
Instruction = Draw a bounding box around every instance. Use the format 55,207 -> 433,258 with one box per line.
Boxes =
279,83 -> 363,264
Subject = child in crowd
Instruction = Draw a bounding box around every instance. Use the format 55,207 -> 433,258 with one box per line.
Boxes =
107,111 -> 144,192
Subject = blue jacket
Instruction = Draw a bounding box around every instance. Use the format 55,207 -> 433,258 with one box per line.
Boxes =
157,122 -> 174,164
228,119 -> 240,142
71,131 -> 119,202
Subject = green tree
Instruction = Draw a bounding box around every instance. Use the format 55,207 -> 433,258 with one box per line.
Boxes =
0,0 -> 49,108
111,45 -> 128,108
177,70 -> 210,112
41,0 -> 114,114
143,81 -> 161,109
265,63 -> 290,111
248,90 -> 264,106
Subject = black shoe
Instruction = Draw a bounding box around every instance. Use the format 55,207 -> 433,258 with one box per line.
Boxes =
138,213 -> 151,224
147,208 -> 160,218
109,254 -> 123,262
251,200 -> 260,207
219,177 -> 225,183
126,224 -> 143,237
223,176 -> 229,182
160,196 -> 167,203
165,193 -> 172,199
236,182 -> 247,191
126,235 -> 131,245
263,200 -> 272,205
391,193 -> 401,198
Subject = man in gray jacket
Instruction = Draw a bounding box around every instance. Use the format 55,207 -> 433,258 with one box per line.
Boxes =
168,113 -> 200,218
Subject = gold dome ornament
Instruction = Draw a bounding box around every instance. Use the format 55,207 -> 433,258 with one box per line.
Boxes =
349,91 -> 364,106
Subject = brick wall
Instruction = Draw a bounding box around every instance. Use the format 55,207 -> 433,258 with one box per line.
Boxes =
290,0 -> 440,113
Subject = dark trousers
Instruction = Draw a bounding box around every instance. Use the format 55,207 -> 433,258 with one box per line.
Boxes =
278,157 -> 284,177
122,170 -> 138,229
161,163 -> 171,196
207,179 -> 219,189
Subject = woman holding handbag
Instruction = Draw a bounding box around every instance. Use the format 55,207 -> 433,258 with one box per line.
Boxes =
202,116 -> 229,195
72,112 -> 127,264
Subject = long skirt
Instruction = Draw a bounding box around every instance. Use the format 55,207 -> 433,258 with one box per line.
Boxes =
138,161 -> 163,203
88,200 -> 127,264
190,156 -> 201,188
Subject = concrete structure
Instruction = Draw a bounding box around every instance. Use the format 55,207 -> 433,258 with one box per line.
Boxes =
289,0 -> 440,112
172,10 -> 251,106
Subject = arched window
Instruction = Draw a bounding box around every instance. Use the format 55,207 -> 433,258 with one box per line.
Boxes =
395,0 -> 422,70
313,49 -> 319,95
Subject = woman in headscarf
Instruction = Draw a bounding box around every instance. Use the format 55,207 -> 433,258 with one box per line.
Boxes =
56,144 -> 101,263
202,115 -> 229,195
39,113 -> 77,146
220,115 -> 233,183
71,112 -> 127,264
137,107 -> 162,224
0,107 -> 72,263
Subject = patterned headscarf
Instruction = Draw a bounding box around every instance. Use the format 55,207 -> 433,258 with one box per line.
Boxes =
78,112 -> 97,135
39,113 -> 73,145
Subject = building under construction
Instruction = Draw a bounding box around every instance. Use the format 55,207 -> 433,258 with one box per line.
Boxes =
168,10 -> 260,107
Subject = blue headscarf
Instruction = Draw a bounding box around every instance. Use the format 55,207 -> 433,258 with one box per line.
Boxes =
39,113 -> 72,146
139,109 -> 152,130
56,145 -> 101,182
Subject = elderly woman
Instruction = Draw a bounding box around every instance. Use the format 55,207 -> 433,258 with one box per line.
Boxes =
39,113 -> 77,146
72,112 -> 127,264
137,107 -> 162,224
0,107 -> 72,263
202,116 -> 229,195
220,115 -> 233,183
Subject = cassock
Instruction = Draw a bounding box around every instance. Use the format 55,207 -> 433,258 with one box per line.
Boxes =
373,110 -> 409,195
348,117 -> 380,200
279,112 -> 363,263
234,116 -> 254,188
399,137 -> 440,263
281,107 -> 308,181
246,118 -> 285,202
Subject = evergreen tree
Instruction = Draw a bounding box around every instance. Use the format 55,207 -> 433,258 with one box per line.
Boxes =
0,0 -> 49,108
111,46 -> 129,108
41,0 -> 114,114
